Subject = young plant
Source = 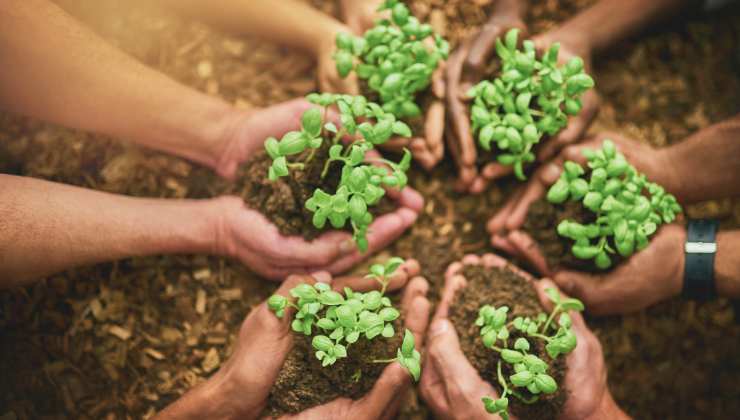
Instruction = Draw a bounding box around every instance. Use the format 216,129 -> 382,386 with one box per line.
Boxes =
467,29 -> 595,180
477,288 -> 584,419
546,140 -> 682,269
267,257 -> 421,381
264,93 -> 413,252
334,0 -> 449,119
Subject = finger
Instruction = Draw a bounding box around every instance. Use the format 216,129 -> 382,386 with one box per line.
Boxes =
332,259 -> 421,292
505,163 -> 562,231
427,319 -> 498,407
419,355 -> 452,416
490,233 -> 522,257
402,276 -> 432,346
486,187 -> 524,234
432,61 -> 446,99
434,272 -> 467,322
466,26 -> 501,72
553,270 -> 617,315
410,138 -> 438,170
390,184 -> 424,213
480,252 -> 508,268
353,363 -> 411,419
323,207 -> 418,274
379,136 -> 411,153
425,100 -> 446,163
508,230 -> 552,276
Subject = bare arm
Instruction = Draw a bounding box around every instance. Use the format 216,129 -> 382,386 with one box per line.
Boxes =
541,0 -> 700,57
0,0 -> 238,172
158,0 -> 348,57
716,230 -> 740,298
0,174 -> 220,288
658,115 -> 740,203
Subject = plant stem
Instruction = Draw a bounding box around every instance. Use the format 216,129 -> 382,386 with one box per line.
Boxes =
371,358 -> 397,364
541,304 -> 561,333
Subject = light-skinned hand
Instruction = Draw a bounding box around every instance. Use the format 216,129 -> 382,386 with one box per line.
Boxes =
212,99 -> 424,280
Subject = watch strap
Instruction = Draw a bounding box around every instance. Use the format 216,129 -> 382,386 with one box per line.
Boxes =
683,219 -> 719,300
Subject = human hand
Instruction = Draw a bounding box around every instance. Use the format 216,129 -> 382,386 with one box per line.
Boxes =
339,0 -> 385,35
551,224 -> 685,315
155,263 -> 428,420
317,23 -> 361,95
213,180 -> 423,280
446,12 -> 527,193
487,133 -> 671,276
420,253 -> 627,420
532,279 -> 629,420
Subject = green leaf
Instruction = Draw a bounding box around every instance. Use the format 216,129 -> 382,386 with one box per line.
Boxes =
544,287 -> 561,304
501,349 -> 524,364
510,371 -> 534,387
379,307 -> 400,322
319,290 -> 345,306
392,120 -> 412,137
514,338 -> 530,351
401,329 -> 415,357
505,28 -> 519,51
335,50 -> 354,78
534,374 -> 558,394
547,179 -> 569,204
312,335 -> 333,352
561,298 -> 585,312
381,323 -> 395,338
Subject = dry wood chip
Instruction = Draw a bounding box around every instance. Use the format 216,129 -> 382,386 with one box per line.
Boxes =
107,325 -> 132,341
160,327 -> 183,342
193,268 -> 211,281
219,288 -> 242,301
89,298 -> 104,320
197,60 -> 213,78
201,348 -> 220,373
144,348 -> 165,361
195,289 -> 207,315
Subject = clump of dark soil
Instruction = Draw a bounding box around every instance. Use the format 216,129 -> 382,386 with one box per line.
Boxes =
264,315 -> 403,416
448,264 -> 567,420
227,141 -> 395,241
523,197 -> 624,273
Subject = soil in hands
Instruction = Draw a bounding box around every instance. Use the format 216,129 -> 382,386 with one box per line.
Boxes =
227,140 -> 395,241
358,79 -> 431,140
523,197 -> 624,273
448,264 -> 566,420
264,316 -> 403,416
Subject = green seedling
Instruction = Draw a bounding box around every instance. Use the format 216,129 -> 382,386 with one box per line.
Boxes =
546,140 -> 682,269
267,257 -> 422,381
264,93 -> 413,252
478,288 -> 584,419
468,29 -> 595,180
334,0 -> 449,119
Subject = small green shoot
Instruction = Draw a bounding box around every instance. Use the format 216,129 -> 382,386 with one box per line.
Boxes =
468,29 -> 595,180
264,93 -> 413,252
478,288 -> 584,419
267,257 -> 421,381
334,0 -> 449,119
546,139 -> 682,269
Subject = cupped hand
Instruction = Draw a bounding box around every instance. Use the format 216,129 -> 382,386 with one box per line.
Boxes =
421,253 -> 625,420
552,224 -> 685,315
157,262 -> 428,420
486,133 -> 669,276
214,180 -> 423,280
339,0 -> 385,35
446,16 -> 527,193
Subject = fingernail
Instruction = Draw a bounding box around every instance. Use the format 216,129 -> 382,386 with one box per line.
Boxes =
339,239 -> 355,255
429,319 -> 451,338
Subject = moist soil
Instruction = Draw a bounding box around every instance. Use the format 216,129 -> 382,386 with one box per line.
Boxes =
448,264 -> 566,420
226,140 -> 395,241
264,314 -> 403,416
522,197 -> 625,273
358,79 -> 432,141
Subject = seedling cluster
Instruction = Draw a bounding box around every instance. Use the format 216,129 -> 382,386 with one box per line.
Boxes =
267,258 -> 421,381
334,0 -> 449,119
546,140 -> 682,269
264,93 -> 413,252
468,29 -> 595,180
478,288 -> 584,419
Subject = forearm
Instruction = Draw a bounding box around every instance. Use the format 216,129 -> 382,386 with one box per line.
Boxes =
0,0 -> 237,170
159,0 -> 348,56
491,0 -> 528,22
586,391 -> 632,420
155,369 -> 242,420
544,0 -> 699,56
0,175 -> 220,288
660,115 -> 740,203
716,230 -> 740,299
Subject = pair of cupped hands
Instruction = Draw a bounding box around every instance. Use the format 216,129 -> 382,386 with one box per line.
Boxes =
161,257 -> 614,420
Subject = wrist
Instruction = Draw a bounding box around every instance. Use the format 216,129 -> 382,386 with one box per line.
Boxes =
162,367 -> 247,420
654,147 -> 685,201
537,28 -> 593,66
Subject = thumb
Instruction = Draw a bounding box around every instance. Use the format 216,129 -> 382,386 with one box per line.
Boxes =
552,270 -> 605,311
427,319 -> 487,391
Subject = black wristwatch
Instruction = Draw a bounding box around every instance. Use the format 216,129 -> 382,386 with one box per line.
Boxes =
682,219 -> 719,300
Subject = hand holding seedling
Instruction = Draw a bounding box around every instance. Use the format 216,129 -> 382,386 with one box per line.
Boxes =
419,254 -> 627,420
488,134 -> 679,276
334,0 -> 449,170
445,0 -> 528,193
155,262 -> 429,420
